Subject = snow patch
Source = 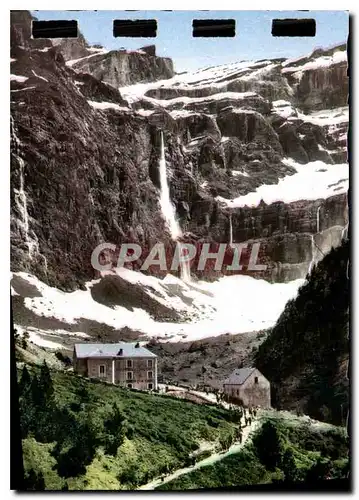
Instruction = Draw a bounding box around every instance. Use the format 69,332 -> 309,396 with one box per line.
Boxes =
87,100 -> 129,111
15,324 -> 64,350
10,74 -> 28,83
216,159 -> 348,208
296,107 -> 349,126
232,170 -> 250,177
31,70 -> 48,82
13,270 -> 304,343
66,50 -> 109,67
282,50 -> 347,74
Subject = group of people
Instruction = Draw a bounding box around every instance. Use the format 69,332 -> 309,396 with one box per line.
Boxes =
232,405 -> 260,443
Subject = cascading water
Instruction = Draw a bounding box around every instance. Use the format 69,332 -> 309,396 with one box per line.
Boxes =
11,116 -> 45,265
316,206 -> 321,233
158,131 -> 191,282
14,158 -> 39,259
308,235 -> 316,274
229,212 -> 233,247
159,132 -> 182,241
15,158 -> 29,236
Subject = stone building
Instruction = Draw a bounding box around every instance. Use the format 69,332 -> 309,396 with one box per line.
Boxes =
73,342 -> 158,390
223,367 -> 271,408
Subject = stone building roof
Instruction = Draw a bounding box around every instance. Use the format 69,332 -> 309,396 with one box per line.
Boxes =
74,342 -> 157,359
223,367 -> 257,385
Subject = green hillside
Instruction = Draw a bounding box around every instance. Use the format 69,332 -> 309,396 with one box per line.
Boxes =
157,416 -> 349,490
18,363 -> 241,490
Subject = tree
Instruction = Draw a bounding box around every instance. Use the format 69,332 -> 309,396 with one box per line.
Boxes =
24,468 -> 45,490
19,365 -> 31,395
252,421 -> 285,471
102,403 -> 127,455
305,458 -> 332,482
38,361 -> 54,403
282,448 -> 298,482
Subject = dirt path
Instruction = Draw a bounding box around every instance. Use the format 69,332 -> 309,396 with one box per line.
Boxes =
137,416 -> 261,490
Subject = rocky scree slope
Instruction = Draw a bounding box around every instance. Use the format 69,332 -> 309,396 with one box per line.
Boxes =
11,11 -> 348,293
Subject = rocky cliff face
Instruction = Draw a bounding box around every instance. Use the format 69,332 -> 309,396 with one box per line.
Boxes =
11,11 -> 348,293
69,49 -> 174,87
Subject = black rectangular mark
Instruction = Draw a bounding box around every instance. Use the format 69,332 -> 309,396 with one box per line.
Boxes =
113,19 -> 157,38
272,18 -> 316,37
32,20 -> 78,39
192,19 -> 235,38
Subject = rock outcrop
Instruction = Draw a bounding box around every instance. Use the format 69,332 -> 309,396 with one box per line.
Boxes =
68,49 -> 174,87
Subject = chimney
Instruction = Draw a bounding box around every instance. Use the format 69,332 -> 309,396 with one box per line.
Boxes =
135,342 -> 140,348
117,348 -> 123,356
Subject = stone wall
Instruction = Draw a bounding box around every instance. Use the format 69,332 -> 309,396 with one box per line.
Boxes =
224,369 -> 271,408
78,356 -> 158,390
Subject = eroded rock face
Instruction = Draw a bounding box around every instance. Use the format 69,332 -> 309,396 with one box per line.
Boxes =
282,43 -> 348,112
10,11 -> 349,289
69,50 -> 174,87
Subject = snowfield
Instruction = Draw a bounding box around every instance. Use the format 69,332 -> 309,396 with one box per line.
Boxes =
10,74 -> 28,83
119,46 -> 347,106
216,158 -> 348,209
12,270 -> 304,345
282,50 -> 347,75
87,100 -> 129,112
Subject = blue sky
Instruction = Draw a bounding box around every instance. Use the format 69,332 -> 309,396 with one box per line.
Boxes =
32,10 -> 349,72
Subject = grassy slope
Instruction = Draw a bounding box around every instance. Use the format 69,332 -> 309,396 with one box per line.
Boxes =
20,366 -> 240,490
156,414 -> 348,490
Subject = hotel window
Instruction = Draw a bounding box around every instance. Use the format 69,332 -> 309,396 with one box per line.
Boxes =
127,383 -> 133,389
148,383 -> 153,390
126,359 -> 133,368
127,371 -> 133,380
147,371 -> 153,379
147,359 -> 153,368
255,377 -> 259,384
99,365 -> 106,376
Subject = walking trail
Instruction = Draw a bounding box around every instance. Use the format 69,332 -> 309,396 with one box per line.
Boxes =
138,413 -> 261,490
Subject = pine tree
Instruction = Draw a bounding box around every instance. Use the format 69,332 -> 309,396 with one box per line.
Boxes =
103,403 -> 127,455
24,468 -> 45,490
38,361 -> 54,403
252,421 -> 285,471
30,373 -> 43,407
306,458 -> 332,482
19,365 -> 31,396
19,367 -> 35,438
282,448 -> 298,482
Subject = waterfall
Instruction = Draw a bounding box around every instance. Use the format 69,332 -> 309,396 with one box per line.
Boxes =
179,244 -> 191,282
16,158 -> 29,236
12,117 -> 42,263
229,212 -> 233,247
308,235 -> 316,274
14,157 -> 38,258
159,132 -> 182,240
316,206 -> 321,233
158,131 -> 191,282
